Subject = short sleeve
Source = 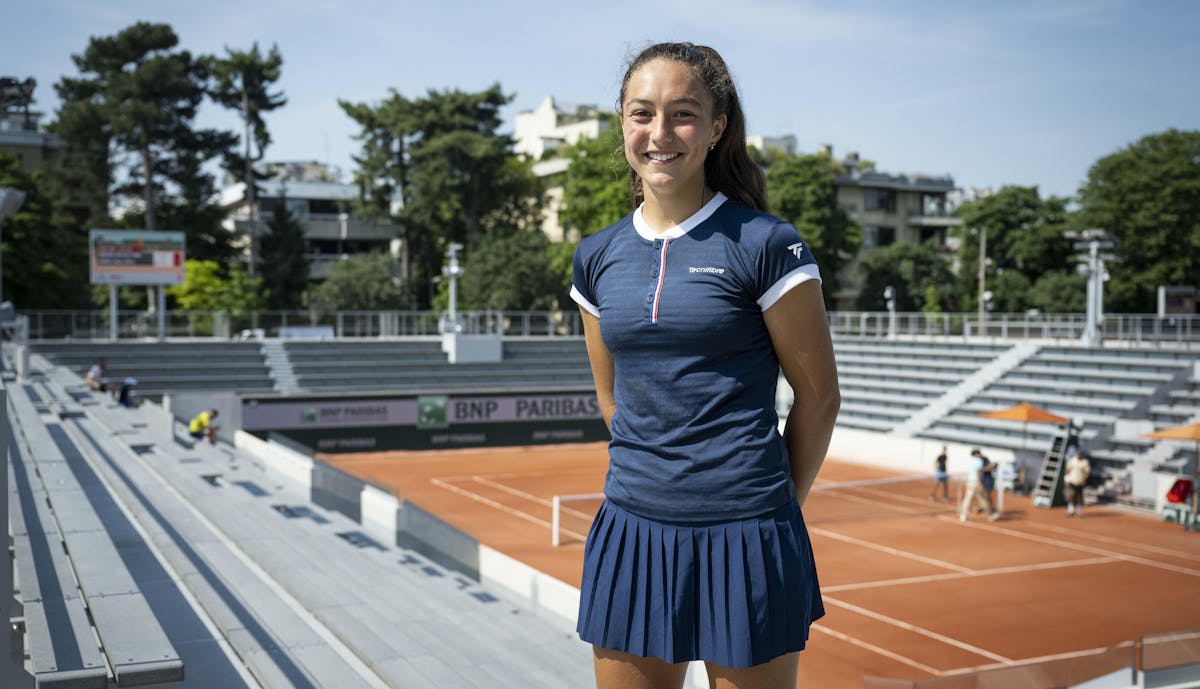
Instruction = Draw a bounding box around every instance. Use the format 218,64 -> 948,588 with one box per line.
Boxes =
570,243 -> 600,317
756,223 -> 821,311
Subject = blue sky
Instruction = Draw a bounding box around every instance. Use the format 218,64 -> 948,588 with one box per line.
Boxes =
6,0 -> 1198,198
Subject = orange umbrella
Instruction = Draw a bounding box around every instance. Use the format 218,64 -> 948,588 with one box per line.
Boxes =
977,402 -> 1069,425
1143,421 -> 1200,528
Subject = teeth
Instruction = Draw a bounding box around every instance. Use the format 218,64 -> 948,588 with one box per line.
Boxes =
648,152 -> 679,161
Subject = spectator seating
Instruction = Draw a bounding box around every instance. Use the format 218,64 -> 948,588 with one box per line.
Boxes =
7,380 -> 184,688
920,346 -> 1195,454
833,338 -> 1010,432
30,342 -> 275,399
285,338 -> 594,392
15,361 -> 595,689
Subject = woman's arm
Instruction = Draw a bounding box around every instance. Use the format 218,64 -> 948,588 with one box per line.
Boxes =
580,308 -> 617,429
763,281 -> 841,508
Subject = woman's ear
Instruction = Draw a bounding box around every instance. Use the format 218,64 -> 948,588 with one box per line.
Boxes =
711,113 -> 727,147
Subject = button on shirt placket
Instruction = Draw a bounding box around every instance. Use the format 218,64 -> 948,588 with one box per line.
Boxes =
646,238 -> 670,324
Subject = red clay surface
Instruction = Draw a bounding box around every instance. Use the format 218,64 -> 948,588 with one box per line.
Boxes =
320,443 -> 1200,689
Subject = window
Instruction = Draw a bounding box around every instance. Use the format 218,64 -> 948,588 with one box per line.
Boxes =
863,225 -> 896,248
864,188 -> 895,213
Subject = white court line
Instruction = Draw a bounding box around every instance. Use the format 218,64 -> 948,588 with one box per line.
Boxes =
810,623 -> 943,675
430,477 -> 591,543
1016,520 -> 1200,562
469,475 -> 600,521
811,527 -> 976,574
817,489 -> 930,515
822,556 -> 1117,593
946,641 -> 1137,676
823,596 -> 1012,663
942,516 -> 1200,578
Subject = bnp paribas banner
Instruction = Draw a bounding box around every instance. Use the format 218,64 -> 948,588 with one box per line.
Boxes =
241,390 -> 606,453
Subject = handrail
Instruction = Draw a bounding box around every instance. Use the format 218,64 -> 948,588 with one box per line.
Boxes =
15,308 -> 1200,345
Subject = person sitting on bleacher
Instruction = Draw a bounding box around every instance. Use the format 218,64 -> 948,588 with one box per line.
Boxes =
189,409 -> 219,445
117,377 -> 140,408
86,357 -> 116,399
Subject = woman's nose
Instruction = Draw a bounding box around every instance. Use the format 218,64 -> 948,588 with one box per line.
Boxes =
651,115 -> 672,143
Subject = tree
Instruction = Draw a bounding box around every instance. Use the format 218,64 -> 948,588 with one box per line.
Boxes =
766,153 -> 862,307
341,84 -> 543,307
166,259 -> 264,314
60,22 -> 236,256
306,253 -> 411,314
0,153 -> 87,307
258,193 -> 310,310
854,241 -> 956,312
454,230 -> 564,310
954,185 -> 1074,312
559,119 -> 629,237
210,42 -> 287,277
1077,129 -> 1200,313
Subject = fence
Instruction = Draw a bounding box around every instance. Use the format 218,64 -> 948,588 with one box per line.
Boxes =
19,309 -> 586,340
861,628 -> 1200,689
16,308 -> 1200,345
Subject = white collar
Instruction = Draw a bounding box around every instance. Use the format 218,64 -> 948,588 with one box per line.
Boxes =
632,192 -> 728,241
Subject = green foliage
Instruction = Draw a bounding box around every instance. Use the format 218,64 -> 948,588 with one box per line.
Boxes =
455,231 -> 565,311
1028,271 -> 1087,313
766,153 -> 862,306
166,259 -> 263,314
1076,129 -> 1200,312
854,241 -> 955,312
0,153 -> 88,307
306,253 -> 411,314
953,185 -> 1073,312
259,197 -> 310,310
340,84 -> 543,308
50,21 -> 236,262
559,120 -> 630,237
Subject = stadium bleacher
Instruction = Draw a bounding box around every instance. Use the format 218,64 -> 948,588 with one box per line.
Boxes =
5,356 -> 593,688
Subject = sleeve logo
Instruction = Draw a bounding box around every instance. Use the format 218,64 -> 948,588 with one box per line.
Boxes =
786,241 -> 806,259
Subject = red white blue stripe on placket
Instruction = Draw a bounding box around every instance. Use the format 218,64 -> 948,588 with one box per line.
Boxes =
651,238 -> 669,324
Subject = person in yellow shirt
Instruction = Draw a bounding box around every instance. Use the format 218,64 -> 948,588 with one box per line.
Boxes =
189,409 -> 219,445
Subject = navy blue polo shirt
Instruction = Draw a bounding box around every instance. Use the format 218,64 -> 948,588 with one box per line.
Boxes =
571,193 -> 821,522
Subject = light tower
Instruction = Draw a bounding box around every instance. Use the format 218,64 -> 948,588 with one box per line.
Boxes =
1067,229 -> 1115,348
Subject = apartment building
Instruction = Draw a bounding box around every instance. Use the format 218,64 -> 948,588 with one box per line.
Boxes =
219,161 -> 405,280
828,146 -> 962,309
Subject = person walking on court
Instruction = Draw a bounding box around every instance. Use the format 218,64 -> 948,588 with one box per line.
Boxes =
1064,449 -> 1091,517
571,42 -> 839,689
189,409 -> 219,445
961,449 -> 999,521
930,445 -> 951,501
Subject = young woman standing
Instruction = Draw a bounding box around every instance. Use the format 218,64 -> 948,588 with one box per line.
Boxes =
571,42 -> 841,689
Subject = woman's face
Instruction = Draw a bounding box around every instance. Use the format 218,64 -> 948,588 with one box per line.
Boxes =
621,58 -> 726,202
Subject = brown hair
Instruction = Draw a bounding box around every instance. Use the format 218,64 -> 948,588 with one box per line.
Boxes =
617,42 -> 768,212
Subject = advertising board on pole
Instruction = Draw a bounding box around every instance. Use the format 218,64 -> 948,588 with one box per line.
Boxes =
89,229 -> 186,285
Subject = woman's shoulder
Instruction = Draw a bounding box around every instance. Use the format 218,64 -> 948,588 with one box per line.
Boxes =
577,211 -> 635,256
712,200 -> 796,240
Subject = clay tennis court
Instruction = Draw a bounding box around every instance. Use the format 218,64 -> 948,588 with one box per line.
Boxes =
319,443 -> 1200,689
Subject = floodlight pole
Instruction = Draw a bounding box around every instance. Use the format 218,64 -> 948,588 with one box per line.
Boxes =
443,242 -> 464,333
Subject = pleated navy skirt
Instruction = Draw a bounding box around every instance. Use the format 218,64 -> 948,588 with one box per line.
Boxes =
577,498 -> 824,668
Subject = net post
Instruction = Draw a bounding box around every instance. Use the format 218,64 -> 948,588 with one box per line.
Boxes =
552,495 -> 561,547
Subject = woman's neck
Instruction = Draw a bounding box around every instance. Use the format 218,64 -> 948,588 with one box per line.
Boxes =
641,184 -> 715,234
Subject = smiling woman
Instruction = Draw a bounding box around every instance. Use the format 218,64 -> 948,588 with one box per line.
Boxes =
570,42 -> 841,689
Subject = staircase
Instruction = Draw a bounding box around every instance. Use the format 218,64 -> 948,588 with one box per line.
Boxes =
1032,423 -> 1080,508
261,340 -> 300,395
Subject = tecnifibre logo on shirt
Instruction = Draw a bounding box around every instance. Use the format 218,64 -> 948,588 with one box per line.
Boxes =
689,266 -> 725,274
787,242 -> 805,259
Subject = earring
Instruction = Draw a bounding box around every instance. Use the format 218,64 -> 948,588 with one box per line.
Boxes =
709,142 -> 717,151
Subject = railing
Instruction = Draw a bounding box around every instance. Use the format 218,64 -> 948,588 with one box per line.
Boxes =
16,308 -> 1199,344
20,309 -> 585,341
829,311 -> 1200,346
